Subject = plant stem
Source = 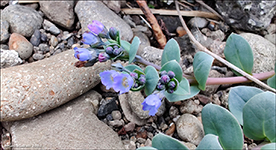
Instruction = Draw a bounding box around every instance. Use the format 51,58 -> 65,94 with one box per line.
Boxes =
175,1 -> 276,93
135,55 -> 275,86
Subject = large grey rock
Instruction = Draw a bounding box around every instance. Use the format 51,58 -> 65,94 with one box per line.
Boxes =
75,1 -> 133,42
0,49 -> 22,69
0,20 -> 10,43
239,33 -> 275,73
176,114 -> 204,146
215,0 -> 276,32
127,91 -> 151,120
2,90 -> 125,149
1,50 -> 111,121
39,1 -> 75,30
139,46 -> 163,67
1,5 -> 43,37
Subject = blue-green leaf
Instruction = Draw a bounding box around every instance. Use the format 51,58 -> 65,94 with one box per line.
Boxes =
261,143 -> 276,150
193,51 -> 214,91
137,147 -> 157,150
161,38 -> 180,66
224,33 -> 254,75
228,86 -> 264,125
125,64 -> 143,72
196,134 -> 223,150
160,60 -> 182,83
267,62 -> 276,89
243,91 -> 276,142
152,133 -> 189,150
164,78 -> 200,102
202,104 -> 243,150
121,40 -> 131,53
144,65 -> 159,96
129,36 -> 140,63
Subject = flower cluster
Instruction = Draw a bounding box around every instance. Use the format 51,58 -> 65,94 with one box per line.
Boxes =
100,70 -> 134,94
130,72 -> 146,89
156,71 -> 177,93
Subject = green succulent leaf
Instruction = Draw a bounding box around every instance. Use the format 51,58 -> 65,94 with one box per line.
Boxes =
160,60 -> 182,83
261,143 -> 276,150
267,63 -> 276,89
243,91 -> 276,142
202,103 -> 243,150
137,147 -> 157,150
144,65 -> 159,96
161,38 -> 180,66
193,51 -> 214,91
152,133 -> 189,150
116,30 -> 121,45
125,64 -> 143,72
228,86 -> 264,125
196,134 -> 223,150
121,40 -> 131,53
224,33 -> 254,75
164,78 -> 200,102
129,36 -> 140,64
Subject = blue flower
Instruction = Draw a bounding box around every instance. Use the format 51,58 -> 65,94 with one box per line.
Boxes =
99,70 -> 119,90
74,47 -> 92,61
88,20 -> 108,37
142,93 -> 162,116
113,73 -> 134,94
82,32 -> 99,45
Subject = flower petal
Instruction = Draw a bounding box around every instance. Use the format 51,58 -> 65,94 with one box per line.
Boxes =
99,70 -> 118,90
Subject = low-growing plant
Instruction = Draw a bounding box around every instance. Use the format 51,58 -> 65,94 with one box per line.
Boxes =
73,20 -> 275,149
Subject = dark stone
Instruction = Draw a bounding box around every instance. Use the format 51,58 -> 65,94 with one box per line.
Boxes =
97,98 -> 119,118
67,36 -> 75,48
30,29 -> 41,46
156,16 -> 182,33
106,114 -> 113,121
38,44 -> 50,53
40,33 -> 48,42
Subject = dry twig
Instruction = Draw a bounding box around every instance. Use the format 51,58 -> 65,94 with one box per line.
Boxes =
175,1 -> 276,93
195,0 -> 224,21
136,0 -> 167,49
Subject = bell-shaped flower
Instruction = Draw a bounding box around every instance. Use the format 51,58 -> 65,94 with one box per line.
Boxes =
74,47 -> 92,61
112,73 -> 134,94
99,70 -> 119,90
88,20 -> 108,38
141,93 -> 162,116
82,32 -> 100,45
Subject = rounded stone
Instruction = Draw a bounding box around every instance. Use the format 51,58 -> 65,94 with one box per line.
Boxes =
176,114 -> 204,145
8,33 -> 33,60
111,110 -> 122,120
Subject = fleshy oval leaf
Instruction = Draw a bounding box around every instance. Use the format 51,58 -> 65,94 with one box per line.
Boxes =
267,62 -> 276,89
144,65 -> 159,96
224,33 -> 254,75
160,60 -> 182,83
129,36 -> 140,63
243,91 -> 276,142
228,86 -> 264,125
152,133 -> 189,150
193,51 -> 214,91
125,64 -> 143,72
196,134 -> 223,150
137,147 -> 157,150
202,103 -> 243,150
121,40 -> 131,53
261,143 -> 276,150
161,38 -> 180,66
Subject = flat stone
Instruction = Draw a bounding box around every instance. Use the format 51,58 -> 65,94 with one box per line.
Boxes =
8,33 -> 33,60
176,114 -> 204,145
75,1 -> 133,42
240,33 -> 275,73
2,90 -> 125,149
127,91 -> 151,120
0,20 -> 10,43
0,49 -> 22,69
43,19 -> 60,35
39,1 -> 75,30
1,5 -> 43,37
0,50 -> 111,121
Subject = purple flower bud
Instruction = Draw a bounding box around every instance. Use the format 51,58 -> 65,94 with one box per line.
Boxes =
138,75 -> 146,85
167,71 -> 175,79
109,27 -> 118,40
74,47 -> 92,61
167,81 -> 176,89
98,52 -> 110,62
113,47 -> 122,56
156,82 -> 165,90
167,89 -> 174,94
87,20 -> 108,37
160,75 -> 170,84
105,46 -> 113,55
159,70 -> 167,76
130,72 -> 138,79
82,32 -> 99,45
133,82 -> 139,88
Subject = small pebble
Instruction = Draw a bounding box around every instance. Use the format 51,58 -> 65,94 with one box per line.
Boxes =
32,53 -> 44,60
106,114 -> 113,121
124,122 -> 135,132
39,43 -> 50,53
40,33 -> 48,42
169,106 -> 179,119
144,138 -> 152,147
111,110 -> 121,120
129,141 -> 136,149
130,136 -> 136,142
30,29 -> 41,46
50,35 -> 59,47
136,138 -> 146,144
165,122 -> 175,136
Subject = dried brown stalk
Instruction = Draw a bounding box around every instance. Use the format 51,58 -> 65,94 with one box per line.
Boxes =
136,0 -> 167,49
175,1 -> 276,93
195,0 -> 224,20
